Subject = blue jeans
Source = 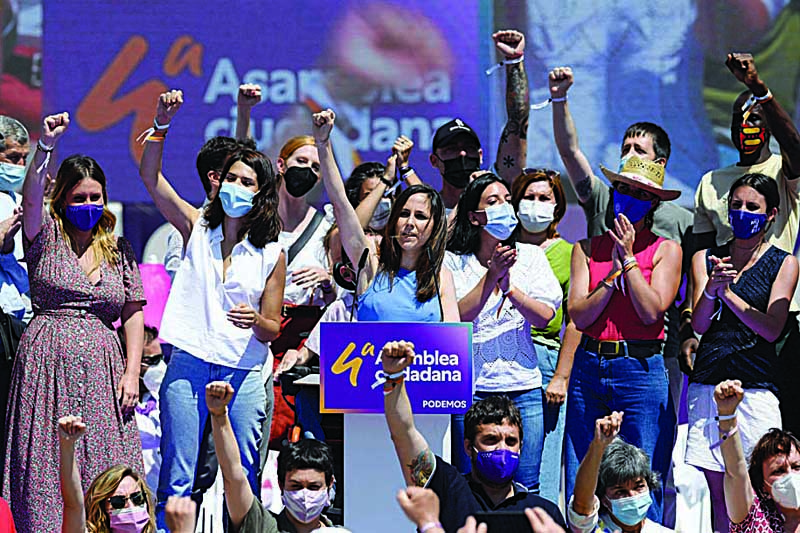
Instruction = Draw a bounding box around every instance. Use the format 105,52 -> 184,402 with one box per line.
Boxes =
451,387 -> 545,491
537,343 -> 567,506
564,345 -> 670,523
155,348 -> 267,530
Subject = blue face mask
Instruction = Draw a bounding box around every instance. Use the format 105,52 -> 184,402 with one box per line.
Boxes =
608,491 -> 652,526
613,190 -> 652,224
480,202 -> 517,240
473,447 -> 520,485
0,162 -> 25,191
728,209 -> 768,240
65,203 -> 105,232
219,182 -> 255,218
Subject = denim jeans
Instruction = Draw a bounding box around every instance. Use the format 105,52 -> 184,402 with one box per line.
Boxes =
155,348 -> 267,530
537,343 -> 567,506
564,345 -> 671,523
451,387 -> 545,491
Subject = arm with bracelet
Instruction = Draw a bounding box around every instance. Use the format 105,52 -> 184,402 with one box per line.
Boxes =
491,29 -> 528,184
713,380 -> 751,525
568,239 -> 617,330
137,90 -> 199,245
381,340 -> 437,488
23,113 -> 69,241
611,214 -> 682,326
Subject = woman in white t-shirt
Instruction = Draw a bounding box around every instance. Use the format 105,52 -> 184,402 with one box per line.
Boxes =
139,90 -> 285,529
444,173 -> 562,491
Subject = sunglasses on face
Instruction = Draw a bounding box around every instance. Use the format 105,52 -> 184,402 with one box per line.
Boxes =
523,167 -> 560,179
108,490 -> 146,510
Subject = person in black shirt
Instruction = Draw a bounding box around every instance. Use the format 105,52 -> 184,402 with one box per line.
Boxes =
381,341 -> 566,532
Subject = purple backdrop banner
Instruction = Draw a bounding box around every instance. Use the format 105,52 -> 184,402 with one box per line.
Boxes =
320,322 -> 473,414
43,1 -> 485,204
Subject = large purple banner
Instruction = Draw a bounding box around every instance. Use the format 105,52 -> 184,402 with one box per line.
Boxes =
44,1 -> 485,204
320,322 -> 473,414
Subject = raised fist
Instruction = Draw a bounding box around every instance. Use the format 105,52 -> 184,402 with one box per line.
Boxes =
492,30 -> 525,60
726,53 -> 761,89
238,83 -> 262,109
58,415 -> 86,443
594,411 -> 623,446
392,135 -> 414,167
548,67 -> 573,99
205,381 -> 234,416
312,109 -> 336,144
41,112 -> 70,147
156,90 -> 184,126
714,379 -> 744,417
380,340 -> 415,375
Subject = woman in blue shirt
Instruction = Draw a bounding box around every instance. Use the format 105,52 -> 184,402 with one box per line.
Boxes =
312,109 -> 459,323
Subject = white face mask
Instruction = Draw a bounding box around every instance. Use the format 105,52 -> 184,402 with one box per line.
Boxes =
517,199 -> 555,233
771,471 -> 800,509
142,361 -> 167,400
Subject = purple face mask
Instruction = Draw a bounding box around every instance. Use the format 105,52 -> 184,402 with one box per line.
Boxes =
65,203 -> 105,231
473,447 -> 520,485
282,487 -> 330,524
109,505 -> 150,533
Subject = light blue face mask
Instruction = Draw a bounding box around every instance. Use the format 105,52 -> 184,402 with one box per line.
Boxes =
0,162 -> 25,192
219,182 -> 255,218
480,202 -> 517,240
608,491 -> 652,526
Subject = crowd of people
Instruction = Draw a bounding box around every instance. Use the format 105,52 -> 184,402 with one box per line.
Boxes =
0,28 -> 798,533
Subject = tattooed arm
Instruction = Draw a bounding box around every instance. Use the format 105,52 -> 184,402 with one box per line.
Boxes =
549,67 -> 596,204
493,30 -> 529,183
382,341 -> 436,487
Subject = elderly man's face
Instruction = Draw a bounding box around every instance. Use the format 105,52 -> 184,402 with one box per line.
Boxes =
0,138 -> 30,167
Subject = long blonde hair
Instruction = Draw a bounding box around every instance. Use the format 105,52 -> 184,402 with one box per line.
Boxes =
49,155 -> 118,272
85,465 -> 156,533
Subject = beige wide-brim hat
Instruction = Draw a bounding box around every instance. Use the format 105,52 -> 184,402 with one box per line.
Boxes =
599,156 -> 681,201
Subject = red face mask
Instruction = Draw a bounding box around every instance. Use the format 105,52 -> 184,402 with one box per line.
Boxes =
738,125 -> 766,155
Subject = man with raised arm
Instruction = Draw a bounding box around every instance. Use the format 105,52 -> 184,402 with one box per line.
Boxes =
428,30 -> 530,214
381,340 -> 566,532
206,381 -> 340,533
550,69 -> 691,523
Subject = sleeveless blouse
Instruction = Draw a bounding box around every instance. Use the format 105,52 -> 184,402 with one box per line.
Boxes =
584,230 -> 666,341
356,268 -> 441,322
692,244 -> 789,395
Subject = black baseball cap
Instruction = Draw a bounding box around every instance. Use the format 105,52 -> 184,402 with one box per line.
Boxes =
432,118 -> 481,153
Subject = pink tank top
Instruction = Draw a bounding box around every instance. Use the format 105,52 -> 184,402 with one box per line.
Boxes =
584,230 -> 666,341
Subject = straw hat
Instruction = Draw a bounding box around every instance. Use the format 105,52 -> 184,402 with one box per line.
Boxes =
599,156 -> 681,201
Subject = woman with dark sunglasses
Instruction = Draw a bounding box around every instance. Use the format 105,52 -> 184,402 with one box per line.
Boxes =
567,157 -> 682,522
59,416 -> 156,533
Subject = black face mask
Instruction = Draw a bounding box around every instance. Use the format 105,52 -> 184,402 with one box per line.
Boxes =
283,166 -> 317,198
441,155 -> 480,189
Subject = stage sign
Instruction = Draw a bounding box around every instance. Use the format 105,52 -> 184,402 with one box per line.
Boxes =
44,0 -> 485,204
320,322 -> 472,414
